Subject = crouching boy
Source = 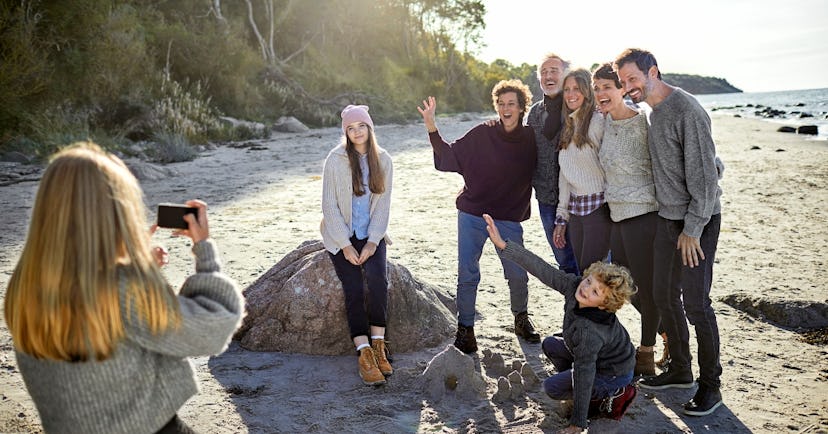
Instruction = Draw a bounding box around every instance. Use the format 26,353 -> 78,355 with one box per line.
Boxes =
483,214 -> 637,433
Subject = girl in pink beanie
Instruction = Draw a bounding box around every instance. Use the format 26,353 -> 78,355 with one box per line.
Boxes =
321,104 -> 394,385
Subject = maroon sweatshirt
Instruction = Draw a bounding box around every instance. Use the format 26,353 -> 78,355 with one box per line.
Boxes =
429,123 -> 537,222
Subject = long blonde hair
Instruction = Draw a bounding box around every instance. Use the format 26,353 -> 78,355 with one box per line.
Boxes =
4,142 -> 180,361
345,126 -> 385,196
559,68 -> 597,150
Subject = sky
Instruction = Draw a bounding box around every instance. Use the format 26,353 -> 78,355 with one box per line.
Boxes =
477,0 -> 828,93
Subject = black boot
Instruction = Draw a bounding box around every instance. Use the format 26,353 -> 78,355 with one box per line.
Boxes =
683,384 -> 723,416
454,324 -> 478,354
514,311 -> 541,343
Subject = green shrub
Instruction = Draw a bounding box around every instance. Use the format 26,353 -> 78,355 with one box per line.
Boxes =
146,131 -> 198,163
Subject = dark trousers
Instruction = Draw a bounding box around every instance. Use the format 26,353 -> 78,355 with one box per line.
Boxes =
569,203 -> 612,272
329,236 -> 388,339
611,212 -> 660,347
653,214 -> 722,388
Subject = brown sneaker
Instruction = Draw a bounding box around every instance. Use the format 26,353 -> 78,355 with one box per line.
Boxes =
655,333 -> 670,370
371,338 -> 393,376
454,324 -> 478,354
358,347 -> 386,386
634,349 -> 656,376
514,311 -> 541,343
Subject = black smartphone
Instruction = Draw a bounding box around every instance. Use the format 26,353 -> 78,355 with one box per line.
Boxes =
157,203 -> 198,229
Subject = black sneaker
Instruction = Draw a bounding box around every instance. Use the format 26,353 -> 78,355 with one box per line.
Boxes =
638,367 -> 695,390
454,324 -> 478,354
514,311 -> 541,343
683,384 -> 723,416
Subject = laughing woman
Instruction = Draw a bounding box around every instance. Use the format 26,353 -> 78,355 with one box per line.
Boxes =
553,68 -> 610,272
592,62 -> 662,376
321,105 -> 394,386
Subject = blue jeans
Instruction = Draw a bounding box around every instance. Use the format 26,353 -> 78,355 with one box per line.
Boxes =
538,202 -> 579,275
456,211 -> 529,326
653,214 -> 722,388
542,335 -> 633,400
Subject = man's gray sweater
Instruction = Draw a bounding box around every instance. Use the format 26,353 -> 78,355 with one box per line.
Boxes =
648,88 -> 722,237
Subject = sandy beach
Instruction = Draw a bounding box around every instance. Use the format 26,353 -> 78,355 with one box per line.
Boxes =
1,113 -> 827,433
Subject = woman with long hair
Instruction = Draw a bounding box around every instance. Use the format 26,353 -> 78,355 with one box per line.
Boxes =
5,142 -> 243,433
593,62 -> 663,377
321,105 -> 394,386
552,68 -> 611,272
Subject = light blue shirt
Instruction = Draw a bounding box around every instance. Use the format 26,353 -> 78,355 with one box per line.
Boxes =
351,153 -> 371,239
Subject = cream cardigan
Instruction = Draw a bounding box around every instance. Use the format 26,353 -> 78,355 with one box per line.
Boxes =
556,110 -> 606,220
320,144 -> 393,254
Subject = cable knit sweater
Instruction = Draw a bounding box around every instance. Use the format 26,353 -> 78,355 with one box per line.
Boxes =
15,239 -> 243,434
598,108 -> 659,222
556,110 -> 606,220
320,144 -> 393,253
499,241 -> 635,429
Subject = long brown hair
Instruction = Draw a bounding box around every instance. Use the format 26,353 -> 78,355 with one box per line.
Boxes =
344,126 -> 385,196
4,142 -> 180,361
559,68 -> 597,150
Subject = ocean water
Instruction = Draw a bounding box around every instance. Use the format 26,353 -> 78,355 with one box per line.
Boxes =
695,88 -> 828,140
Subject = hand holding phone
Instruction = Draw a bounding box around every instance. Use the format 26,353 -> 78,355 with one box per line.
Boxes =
157,204 -> 198,229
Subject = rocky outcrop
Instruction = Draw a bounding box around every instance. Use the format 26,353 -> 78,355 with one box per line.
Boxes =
662,73 -> 742,94
234,239 -> 456,355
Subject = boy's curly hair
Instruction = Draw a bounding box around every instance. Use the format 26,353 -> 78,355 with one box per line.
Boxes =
582,262 -> 636,313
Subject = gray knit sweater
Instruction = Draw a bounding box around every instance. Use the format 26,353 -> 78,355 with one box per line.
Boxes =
15,239 -> 243,434
598,108 -> 659,222
499,241 -> 635,429
648,88 -> 722,237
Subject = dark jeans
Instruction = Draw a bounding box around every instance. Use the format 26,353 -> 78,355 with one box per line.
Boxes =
611,212 -> 660,347
539,202 -> 579,275
568,203 -> 612,272
653,214 -> 722,388
329,236 -> 388,339
156,415 -> 196,434
541,336 -> 633,400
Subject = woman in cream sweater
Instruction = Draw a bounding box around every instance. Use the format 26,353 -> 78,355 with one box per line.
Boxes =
552,68 -> 610,272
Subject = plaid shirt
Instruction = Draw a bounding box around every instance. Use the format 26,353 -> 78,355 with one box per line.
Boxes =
555,192 -> 606,225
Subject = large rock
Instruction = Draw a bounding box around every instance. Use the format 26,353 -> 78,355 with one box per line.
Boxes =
797,125 -> 818,135
271,116 -> 309,133
235,239 -> 456,355
123,159 -> 179,181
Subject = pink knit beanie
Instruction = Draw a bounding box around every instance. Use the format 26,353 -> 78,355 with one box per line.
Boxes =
341,104 -> 374,134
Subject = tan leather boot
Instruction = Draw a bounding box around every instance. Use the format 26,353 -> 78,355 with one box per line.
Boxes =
634,349 -> 656,376
655,333 -> 670,369
358,347 -> 386,386
371,338 -> 393,376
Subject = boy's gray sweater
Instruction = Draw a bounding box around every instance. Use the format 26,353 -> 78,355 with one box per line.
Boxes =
500,241 -> 635,429
648,88 -> 722,237
15,239 -> 244,434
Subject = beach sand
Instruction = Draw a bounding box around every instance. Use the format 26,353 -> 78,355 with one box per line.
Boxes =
1,114 -> 827,433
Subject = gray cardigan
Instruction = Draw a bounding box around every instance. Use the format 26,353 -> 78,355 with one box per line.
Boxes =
16,239 -> 244,434
526,98 -> 564,206
500,241 -> 635,429
648,88 -> 722,237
